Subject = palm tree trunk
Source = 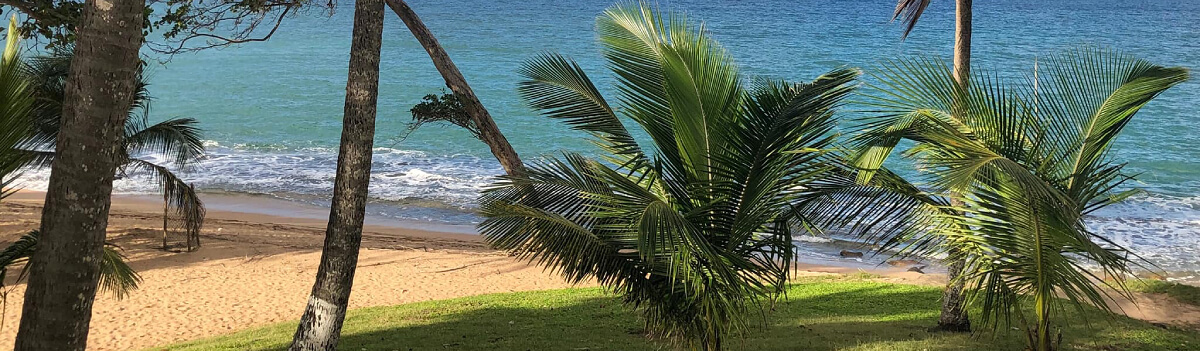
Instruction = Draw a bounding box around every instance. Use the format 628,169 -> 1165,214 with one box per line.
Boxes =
385,0 -> 526,176
936,249 -> 971,331
163,193 -> 170,250
13,0 -> 145,349
952,0 -> 972,85
288,0 -> 384,348
937,0 -> 973,333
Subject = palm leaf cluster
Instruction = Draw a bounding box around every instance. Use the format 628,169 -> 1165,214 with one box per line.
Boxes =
0,15 -> 142,308
16,46 -> 207,250
851,49 -> 1188,350
0,230 -> 141,300
479,3 -> 860,349
0,15 -> 35,201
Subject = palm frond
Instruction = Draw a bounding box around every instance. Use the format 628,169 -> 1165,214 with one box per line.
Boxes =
892,0 -> 932,39
518,53 -> 648,171
0,230 -> 141,298
123,117 -> 206,170
484,3 -> 866,349
124,159 -> 206,249
854,50 -> 1186,351
99,242 -> 142,299
1031,48 -> 1189,210
0,15 -> 34,201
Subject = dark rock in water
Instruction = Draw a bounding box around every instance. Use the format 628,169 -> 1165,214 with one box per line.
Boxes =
907,265 -> 927,274
839,250 -> 864,258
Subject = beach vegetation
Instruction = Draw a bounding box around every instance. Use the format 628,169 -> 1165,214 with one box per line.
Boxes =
1125,279 -> 1200,307
14,45 -> 208,250
10,0 -> 149,347
888,0 -> 978,332
477,3 -> 871,349
0,15 -> 34,201
386,0 -> 528,177
851,49 -> 1189,351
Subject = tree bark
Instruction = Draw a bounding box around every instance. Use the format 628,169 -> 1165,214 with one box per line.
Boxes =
13,0 -> 145,349
936,0 -> 973,333
385,0 -> 525,177
936,248 -> 971,332
288,0 -> 383,349
952,0 -> 972,87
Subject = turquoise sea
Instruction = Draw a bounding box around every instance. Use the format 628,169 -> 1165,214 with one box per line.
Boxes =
18,0 -> 1200,277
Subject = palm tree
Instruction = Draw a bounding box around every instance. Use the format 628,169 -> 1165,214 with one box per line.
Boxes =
14,0 -> 147,348
15,47 -> 207,250
288,0 -> 384,348
0,13 -> 141,316
479,3 -> 858,350
851,49 -> 1188,351
0,15 -> 34,201
384,0 -> 526,177
892,0 -> 972,86
0,230 -> 141,298
890,0 -> 975,331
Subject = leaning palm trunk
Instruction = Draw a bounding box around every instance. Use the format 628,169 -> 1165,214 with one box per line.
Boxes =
288,0 -> 384,349
13,0 -> 145,348
384,0 -> 525,176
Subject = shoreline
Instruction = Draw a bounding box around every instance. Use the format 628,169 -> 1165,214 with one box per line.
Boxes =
2,191 -> 1198,350
0,190 -> 932,350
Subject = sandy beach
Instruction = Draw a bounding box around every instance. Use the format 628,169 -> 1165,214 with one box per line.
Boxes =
1,191 -> 1197,350
0,191 -> 583,350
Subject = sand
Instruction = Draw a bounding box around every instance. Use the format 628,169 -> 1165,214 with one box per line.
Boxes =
0,192 -> 580,350
0,191 -> 1197,350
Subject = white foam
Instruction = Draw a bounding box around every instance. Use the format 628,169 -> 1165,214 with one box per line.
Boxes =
12,146 -> 1200,279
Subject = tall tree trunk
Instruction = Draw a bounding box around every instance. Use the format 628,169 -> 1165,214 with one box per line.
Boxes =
13,0 -> 145,348
952,0 -> 972,86
385,0 -> 525,176
288,0 -> 384,348
937,0 -> 973,333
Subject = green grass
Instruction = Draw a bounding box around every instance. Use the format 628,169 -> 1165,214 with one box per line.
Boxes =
1127,280 -> 1200,307
156,277 -> 1200,351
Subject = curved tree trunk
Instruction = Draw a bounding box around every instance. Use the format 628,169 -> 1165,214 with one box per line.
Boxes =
13,0 -> 145,349
288,0 -> 384,348
937,0 -> 973,333
385,0 -> 525,177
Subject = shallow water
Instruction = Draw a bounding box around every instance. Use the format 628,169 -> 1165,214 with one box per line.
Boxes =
15,0 -> 1200,279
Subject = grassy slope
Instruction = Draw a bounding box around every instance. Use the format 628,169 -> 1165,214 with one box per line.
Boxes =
158,277 -> 1199,351
1127,280 -> 1200,307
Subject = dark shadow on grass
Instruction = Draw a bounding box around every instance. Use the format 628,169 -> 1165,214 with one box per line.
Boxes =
168,282 -> 1200,351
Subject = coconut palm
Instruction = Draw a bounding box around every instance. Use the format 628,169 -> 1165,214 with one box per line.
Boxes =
0,15 -> 34,201
851,49 -> 1188,351
288,0 -> 384,348
0,14 -> 141,310
13,0 -> 147,346
891,0 -> 972,86
14,46 -> 206,250
0,230 -> 141,300
889,0 -> 977,331
478,3 -> 858,350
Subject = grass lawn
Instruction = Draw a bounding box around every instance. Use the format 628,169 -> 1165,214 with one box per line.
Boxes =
156,276 -> 1200,351
1127,279 -> 1200,307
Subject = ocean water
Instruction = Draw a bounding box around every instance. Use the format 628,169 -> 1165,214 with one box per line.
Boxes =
16,0 -> 1200,278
